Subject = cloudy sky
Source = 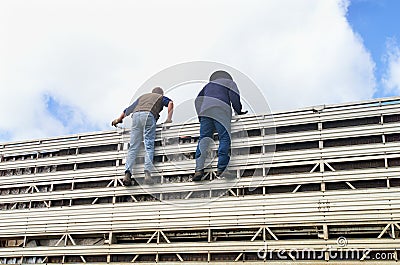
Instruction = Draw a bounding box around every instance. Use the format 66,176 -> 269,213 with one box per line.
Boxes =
1,0 -> 399,142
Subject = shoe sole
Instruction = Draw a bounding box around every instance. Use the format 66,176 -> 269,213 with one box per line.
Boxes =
123,181 -> 132,186
192,177 -> 203,182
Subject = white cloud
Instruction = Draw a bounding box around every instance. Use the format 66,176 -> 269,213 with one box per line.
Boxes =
382,38 -> 400,94
207,0 -> 376,111
0,0 -> 376,142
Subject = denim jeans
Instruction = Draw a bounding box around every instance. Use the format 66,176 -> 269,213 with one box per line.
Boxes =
195,116 -> 231,172
125,111 -> 156,173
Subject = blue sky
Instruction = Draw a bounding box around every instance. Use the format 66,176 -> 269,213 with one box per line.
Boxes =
346,0 -> 400,98
0,0 -> 399,143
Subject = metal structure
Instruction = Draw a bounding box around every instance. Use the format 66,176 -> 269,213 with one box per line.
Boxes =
0,96 -> 399,264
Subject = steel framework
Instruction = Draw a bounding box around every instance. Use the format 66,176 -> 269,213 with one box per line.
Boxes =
0,97 -> 400,264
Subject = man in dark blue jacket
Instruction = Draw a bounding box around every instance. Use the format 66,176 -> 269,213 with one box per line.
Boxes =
193,70 -> 247,181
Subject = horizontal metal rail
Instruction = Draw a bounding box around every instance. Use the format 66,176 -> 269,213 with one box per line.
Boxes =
0,239 -> 399,256
0,188 -> 399,237
0,167 -> 399,205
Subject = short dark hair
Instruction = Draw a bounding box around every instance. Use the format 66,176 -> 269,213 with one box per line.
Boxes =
152,87 -> 164,95
209,70 -> 233,82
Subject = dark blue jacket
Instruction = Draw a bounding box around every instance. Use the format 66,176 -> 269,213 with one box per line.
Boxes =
195,78 -> 242,118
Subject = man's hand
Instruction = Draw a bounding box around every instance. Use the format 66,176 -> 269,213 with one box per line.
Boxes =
111,118 -> 122,127
238,110 -> 248,115
162,119 -> 173,130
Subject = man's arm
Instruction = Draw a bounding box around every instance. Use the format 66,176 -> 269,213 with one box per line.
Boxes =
161,96 -> 174,123
123,99 -> 139,117
228,82 -> 243,115
111,112 -> 125,126
111,99 -> 139,127
194,87 -> 205,115
165,101 -> 174,123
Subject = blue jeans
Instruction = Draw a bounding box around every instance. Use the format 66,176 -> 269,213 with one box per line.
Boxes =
125,111 -> 156,173
195,116 -> 231,172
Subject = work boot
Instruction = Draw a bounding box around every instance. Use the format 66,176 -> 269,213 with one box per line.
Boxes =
192,170 -> 204,182
144,171 -> 154,185
123,170 -> 133,186
216,170 -> 236,180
